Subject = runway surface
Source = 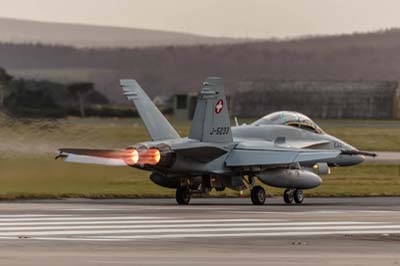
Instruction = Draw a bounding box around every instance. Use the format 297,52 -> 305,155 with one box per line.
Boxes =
366,151 -> 400,163
0,197 -> 400,265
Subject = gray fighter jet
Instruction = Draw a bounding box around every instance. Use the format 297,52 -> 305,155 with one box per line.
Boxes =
57,77 -> 376,205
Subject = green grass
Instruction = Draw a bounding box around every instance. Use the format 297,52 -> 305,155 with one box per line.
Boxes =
323,127 -> 400,152
0,159 -> 398,199
297,163 -> 400,197
1,116 -> 398,158
0,158 -> 173,199
0,116 -> 399,199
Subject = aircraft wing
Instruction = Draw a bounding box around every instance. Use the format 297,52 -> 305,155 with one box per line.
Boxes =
56,148 -> 132,166
225,143 -> 340,167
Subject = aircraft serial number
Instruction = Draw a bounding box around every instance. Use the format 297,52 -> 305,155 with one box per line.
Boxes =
333,141 -> 343,149
209,127 -> 230,135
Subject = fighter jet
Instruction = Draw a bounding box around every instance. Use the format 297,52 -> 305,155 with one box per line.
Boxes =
57,77 -> 376,205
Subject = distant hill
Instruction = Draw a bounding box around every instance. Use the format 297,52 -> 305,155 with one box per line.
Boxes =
0,17 -> 246,48
2,28 -> 400,103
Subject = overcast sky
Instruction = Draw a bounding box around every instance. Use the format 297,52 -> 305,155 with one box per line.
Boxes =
0,0 -> 400,38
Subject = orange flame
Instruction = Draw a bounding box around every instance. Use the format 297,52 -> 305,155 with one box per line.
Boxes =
137,149 -> 161,165
126,150 -> 139,165
125,149 -> 139,165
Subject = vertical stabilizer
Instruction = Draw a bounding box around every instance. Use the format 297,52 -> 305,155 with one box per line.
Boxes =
189,77 -> 233,144
121,80 -> 180,141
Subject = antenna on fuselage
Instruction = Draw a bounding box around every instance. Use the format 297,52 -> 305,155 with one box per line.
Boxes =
234,117 -> 239,127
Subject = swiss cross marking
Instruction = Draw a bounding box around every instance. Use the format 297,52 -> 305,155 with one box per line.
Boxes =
215,99 -> 224,114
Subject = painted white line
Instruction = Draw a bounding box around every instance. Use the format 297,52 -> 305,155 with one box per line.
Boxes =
0,222 -> 381,232
127,207 -> 234,211
0,236 -> 129,242
2,224 -> 400,236
0,215 -> 74,218
0,218 -> 268,225
0,216 -> 168,222
1,229 -> 400,242
94,229 -> 400,240
62,209 -> 127,211
305,210 -> 398,214
231,210 -> 399,214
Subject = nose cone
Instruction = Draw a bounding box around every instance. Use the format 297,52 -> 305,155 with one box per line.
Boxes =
330,137 -> 365,166
336,154 -> 365,166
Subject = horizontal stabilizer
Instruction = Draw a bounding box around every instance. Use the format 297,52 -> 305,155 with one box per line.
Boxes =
62,154 -> 126,166
56,148 -> 130,166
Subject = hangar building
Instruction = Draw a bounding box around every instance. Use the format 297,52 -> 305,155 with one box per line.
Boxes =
231,80 -> 400,119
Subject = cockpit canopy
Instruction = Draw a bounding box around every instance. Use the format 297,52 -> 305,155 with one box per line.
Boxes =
252,111 -> 324,134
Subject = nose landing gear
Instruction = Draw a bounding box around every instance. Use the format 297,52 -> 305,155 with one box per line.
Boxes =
284,189 -> 304,204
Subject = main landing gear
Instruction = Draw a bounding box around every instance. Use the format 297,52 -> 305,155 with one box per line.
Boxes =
245,176 -> 266,205
284,189 -> 304,204
250,186 -> 266,205
176,186 -> 191,205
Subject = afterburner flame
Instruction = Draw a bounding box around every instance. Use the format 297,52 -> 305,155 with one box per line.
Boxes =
125,149 -> 139,165
123,148 -> 162,166
138,149 -> 161,165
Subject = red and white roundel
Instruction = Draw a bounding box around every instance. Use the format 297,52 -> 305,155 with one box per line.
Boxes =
215,99 -> 224,114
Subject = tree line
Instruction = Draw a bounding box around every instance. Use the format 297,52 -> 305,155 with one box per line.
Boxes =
0,67 -> 137,118
1,29 -> 400,101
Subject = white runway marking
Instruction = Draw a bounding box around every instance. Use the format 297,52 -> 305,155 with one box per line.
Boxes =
0,216 -> 168,222
0,214 -> 399,242
0,221 -> 380,232
231,210 -> 397,215
4,225 -> 400,237
94,230 -> 400,240
0,218 -> 270,225
63,208 -> 128,211
0,217 -> 278,226
0,215 -> 73,218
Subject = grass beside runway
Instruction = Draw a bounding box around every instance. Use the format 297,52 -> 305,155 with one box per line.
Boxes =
310,163 -> 400,197
0,116 -> 399,155
322,127 -> 400,152
0,158 -> 173,199
0,116 -> 399,199
0,158 -> 398,199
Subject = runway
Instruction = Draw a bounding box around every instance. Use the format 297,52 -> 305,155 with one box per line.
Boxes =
366,151 -> 400,163
0,197 -> 399,265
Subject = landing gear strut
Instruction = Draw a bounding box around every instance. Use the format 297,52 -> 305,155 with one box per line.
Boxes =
251,186 -> 266,205
176,186 -> 191,205
284,189 -> 304,204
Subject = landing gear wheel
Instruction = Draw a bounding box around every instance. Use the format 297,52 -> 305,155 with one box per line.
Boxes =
284,189 -> 294,204
176,186 -> 191,205
251,186 -> 266,205
294,189 -> 304,204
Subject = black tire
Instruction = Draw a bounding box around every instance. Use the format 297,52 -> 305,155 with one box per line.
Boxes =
284,189 -> 294,204
251,186 -> 266,205
294,189 -> 304,204
176,186 -> 191,205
